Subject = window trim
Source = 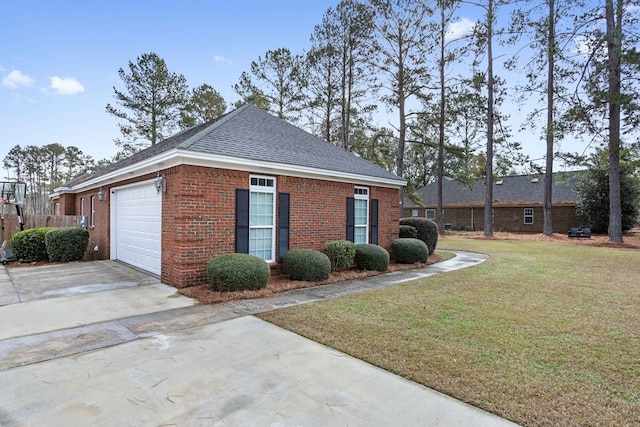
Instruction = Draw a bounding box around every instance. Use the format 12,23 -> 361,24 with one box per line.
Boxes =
524,207 -> 534,225
90,195 -> 95,227
354,186 -> 369,244
249,174 -> 276,263
425,209 -> 436,220
411,209 -> 419,217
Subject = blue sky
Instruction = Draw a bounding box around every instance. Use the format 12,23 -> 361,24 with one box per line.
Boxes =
1,0 -> 589,174
1,0 -> 340,164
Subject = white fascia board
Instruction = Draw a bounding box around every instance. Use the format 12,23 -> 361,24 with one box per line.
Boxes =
49,186 -> 71,199
65,150 -> 181,192
64,148 -> 406,193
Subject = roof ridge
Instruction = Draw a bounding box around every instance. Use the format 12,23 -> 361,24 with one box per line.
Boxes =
177,104 -> 250,149
248,106 -> 402,179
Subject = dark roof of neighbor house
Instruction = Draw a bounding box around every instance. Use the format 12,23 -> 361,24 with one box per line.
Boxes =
405,172 -> 581,207
64,104 -> 404,188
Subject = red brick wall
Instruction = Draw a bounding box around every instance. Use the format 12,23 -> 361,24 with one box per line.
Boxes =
279,176 -> 352,251
486,206 -> 578,233
161,166 -> 247,288
403,205 -> 579,233
67,165 -> 401,288
56,193 -> 76,216
163,167 -> 400,288
372,186 -> 401,249
72,188 -> 111,260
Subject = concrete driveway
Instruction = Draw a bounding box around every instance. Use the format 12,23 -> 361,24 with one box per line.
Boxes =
0,255 -> 519,426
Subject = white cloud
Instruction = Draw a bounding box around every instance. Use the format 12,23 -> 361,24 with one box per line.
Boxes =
447,18 -> 475,41
213,55 -> 234,66
49,76 -> 85,95
2,69 -> 35,88
573,35 -> 590,56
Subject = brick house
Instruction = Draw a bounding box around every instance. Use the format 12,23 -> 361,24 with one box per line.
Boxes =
50,105 -> 405,288
403,173 -> 581,233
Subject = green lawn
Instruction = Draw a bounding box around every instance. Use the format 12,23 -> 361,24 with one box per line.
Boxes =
258,237 -> 640,426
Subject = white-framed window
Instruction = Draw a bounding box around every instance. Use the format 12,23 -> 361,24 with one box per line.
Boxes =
426,209 -> 436,220
411,209 -> 419,217
90,196 -> 95,227
80,197 -> 85,216
524,208 -> 534,224
54,203 -> 60,216
354,186 -> 369,244
249,175 -> 276,262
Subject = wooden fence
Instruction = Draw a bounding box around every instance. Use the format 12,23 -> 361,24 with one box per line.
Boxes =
0,213 -> 81,249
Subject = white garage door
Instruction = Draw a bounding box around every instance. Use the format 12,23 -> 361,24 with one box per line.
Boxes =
111,182 -> 162,275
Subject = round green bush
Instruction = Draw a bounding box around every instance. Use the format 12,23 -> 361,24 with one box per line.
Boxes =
391,238 -> 429,264
399,225 -> 417,239
206,253 -> 270,292
323,240 -> 356,271
45,228 -> 89,262
11,227 -> 55,263
354,244 -> 389,271
399,217 -> 438,254
283,249 -> 331,281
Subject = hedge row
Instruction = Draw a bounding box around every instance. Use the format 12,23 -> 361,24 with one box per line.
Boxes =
207,241 -> 394,291
206,253 -> 270,291
392,238 -> 429,263
324,240 -> 356,271
399,217 -> 438,254
11,227 -> 89,263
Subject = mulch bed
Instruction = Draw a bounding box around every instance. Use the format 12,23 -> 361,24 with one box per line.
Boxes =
179,253 -> 443,305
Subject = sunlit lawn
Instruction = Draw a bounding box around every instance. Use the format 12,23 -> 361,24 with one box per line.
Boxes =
258,236 -> 640,426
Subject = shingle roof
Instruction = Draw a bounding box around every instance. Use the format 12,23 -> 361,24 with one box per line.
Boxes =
406,172 -> 581,207
67,104 -> 404,187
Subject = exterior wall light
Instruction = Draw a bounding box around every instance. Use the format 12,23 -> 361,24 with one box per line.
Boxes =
154,175 -> 166,194
97,188 -> 106,201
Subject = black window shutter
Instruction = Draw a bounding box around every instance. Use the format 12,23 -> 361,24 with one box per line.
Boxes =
346,197 -> 355,242
278,192 -> 290,262
370,199 -> 379,245
235,189 -> 249,254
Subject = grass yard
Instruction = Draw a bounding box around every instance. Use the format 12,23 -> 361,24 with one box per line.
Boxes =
258,236 -> 640,426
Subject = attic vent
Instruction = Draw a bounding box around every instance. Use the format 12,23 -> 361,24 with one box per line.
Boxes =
496,180 -> 503,185
531,178 -> 539,183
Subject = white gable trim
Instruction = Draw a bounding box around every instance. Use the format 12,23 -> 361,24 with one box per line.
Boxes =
52,149 -> 406,196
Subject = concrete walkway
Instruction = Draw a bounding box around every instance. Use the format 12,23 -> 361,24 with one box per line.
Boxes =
0,251 -> 520,426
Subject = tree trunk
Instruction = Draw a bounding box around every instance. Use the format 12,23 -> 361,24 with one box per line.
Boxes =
344,50 -> 353,152
341,47 -> 349,150
606,0 -> 623,243
437,4 -> 446,235
543,0 -> 555,236
484,0 -> 495,237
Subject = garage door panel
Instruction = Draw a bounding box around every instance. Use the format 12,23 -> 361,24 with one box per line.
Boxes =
113,183 -> 162,275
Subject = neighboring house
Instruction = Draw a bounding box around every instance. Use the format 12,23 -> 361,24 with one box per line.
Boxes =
403,172 -> 581,233
50,105 -> 405,288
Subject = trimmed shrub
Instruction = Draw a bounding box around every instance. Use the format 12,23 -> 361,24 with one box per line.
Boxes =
324,240 -> 356,271
206,253 -> 270,292
11,227 -> 55,263
283,249 -> 331,281
391,238 -> 429,264
399,217 -> 438,254
354,244 -> 389,272
45,228 -> 89,262
399,225 -> 417,239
